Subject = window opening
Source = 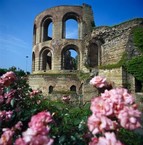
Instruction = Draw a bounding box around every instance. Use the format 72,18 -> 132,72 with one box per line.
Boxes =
32,52 -> 35,71
63,48 -> 78,70
88,43 -> 98,67
47,22 -> 53,39
43,19 -> 53,41
70,85 -> 76,92
33,24 -> 36,45
42,50 -> 52,71
49,86 -> 53,94
135,78 -> 142,92
65,19 -> 78,39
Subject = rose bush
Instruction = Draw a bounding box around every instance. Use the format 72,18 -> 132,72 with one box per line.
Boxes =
0,70 -> 142,145
88,76 -> 142,145
0,70 -> 54,145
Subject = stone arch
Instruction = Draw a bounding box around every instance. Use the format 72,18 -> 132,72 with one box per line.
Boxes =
33,24 -> 36,45
41,16 -> 53,42
70,85 -> 76,92
87,43 -> 99,68
62,12 -> 82,39
39,47 -> 52,71
61,45 -> 79,70
32,52 -> 35,72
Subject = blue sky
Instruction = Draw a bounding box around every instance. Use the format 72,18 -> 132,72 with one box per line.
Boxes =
0,0 -> 143,72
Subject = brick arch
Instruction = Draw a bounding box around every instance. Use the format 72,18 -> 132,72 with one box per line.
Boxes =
61,44 -> 80,70
32,52 -> 35,72
62,12 -> 82,39
62,12 -> 82,22
86,38 -> 102,68
40,15 -> 53,42
39,47 -> 53,71
33,24 -> 36,45
88,43 -> 98,68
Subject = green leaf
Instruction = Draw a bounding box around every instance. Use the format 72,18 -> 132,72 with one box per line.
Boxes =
10,98 -> 15,107
59,135 -> 66,144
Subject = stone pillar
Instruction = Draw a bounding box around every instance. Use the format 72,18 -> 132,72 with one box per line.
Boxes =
82,4 -> 95,37
52,45 -> 61,71
36,27 -> 41,43
35,57 -> 39,71
53,21 -> 63,39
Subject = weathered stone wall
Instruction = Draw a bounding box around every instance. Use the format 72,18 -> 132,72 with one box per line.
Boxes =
33,39 -> 85,71
91,18 -> 143,65
29,73 -> 81,95
99,67 -> 136,92
82,80 -> 98,101
99,68 -> 123,87
32,4 -> 94,73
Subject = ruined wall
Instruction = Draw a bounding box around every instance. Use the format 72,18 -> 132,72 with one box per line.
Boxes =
91,18 -> 143,65
32,4 -> 94,73
99,68 -> 123,87
29,3 -> 143,99
87,18 -> 143,90
33,39 -> 85,72
29,73 -> 81,95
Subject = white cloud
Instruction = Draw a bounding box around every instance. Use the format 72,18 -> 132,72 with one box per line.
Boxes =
0,33 -> 31,71
66,29 -> 78,39
0,33 -> 29,53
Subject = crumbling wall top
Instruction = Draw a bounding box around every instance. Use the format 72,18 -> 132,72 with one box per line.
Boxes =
34,3 -> 93,25
91,18 -> 143,41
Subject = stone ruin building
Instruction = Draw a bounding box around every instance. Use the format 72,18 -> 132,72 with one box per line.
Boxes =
29,3 -> 143,100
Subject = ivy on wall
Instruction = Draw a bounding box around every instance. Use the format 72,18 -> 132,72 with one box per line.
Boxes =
132,27 -> 143,53
124,26 -> 143,81
124,55 -> 143,81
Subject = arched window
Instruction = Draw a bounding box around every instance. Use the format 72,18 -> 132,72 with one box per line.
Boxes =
41,17 -> 53,42
70,85 -> 76,92
48,22 -> 53,39
61,45 -> 79,70
40,48 -> 52,71
49,86 -> 53,94
88,43 -> 98,67
33,24 -> 36,45
32,52 -> 35,72
62,12 -> 80,39
65,19 -> 78,39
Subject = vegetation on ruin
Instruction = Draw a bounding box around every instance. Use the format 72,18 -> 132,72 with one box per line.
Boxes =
124,27 -> 143,81
124,55 -> 143,81
77,71 -> 90,81
132,26 -> 143,53
98,26 -> 143,83
98,52 -> 127,69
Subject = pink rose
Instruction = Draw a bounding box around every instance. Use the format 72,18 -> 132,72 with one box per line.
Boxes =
30,135 -> 54,145
62,95 -> 71,103
14,138 -> 27,145
118,106 -> 141,130
89,137 -> 98,145
87,114 -> 117,135
90,76 -> 107,88
90,97 -> 114,116
97,132 -> 123,145
28,111 -> 52,133
1,71 -> 16,87
0,128 -> 14,145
